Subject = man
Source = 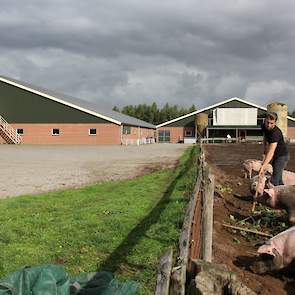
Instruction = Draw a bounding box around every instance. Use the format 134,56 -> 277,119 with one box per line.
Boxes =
259,112 -> 289,185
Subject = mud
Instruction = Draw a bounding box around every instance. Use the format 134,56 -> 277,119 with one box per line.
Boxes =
205,143 -> 295,295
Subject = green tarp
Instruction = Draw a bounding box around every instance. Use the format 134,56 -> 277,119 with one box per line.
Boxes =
0,265 -> 139,295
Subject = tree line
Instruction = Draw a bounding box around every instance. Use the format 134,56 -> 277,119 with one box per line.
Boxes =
112,103 -> 295,125
112,102 -> 197,125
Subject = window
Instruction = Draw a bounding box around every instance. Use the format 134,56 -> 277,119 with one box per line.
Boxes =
158,130 -> 170,143
123,126 -> 131,135
16,128 -> 24,135
52,128 -> 60,136
185,130 -> 193,137
257,118 -> 264,126
89,128 -> 97,135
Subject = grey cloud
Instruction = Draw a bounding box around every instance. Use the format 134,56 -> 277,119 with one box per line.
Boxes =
0,0 -> 295,111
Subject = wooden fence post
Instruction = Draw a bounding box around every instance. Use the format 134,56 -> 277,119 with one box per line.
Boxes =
154,248 -> 173,295
159,147 -> 212,294
170,156 -> 203,295
201,166 -> 215,262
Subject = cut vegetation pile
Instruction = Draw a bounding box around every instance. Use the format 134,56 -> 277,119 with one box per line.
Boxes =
227,206 -> 289,244
0,146 -> 199,294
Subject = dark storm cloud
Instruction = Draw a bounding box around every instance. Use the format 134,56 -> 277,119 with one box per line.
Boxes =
1,0 -> 295,110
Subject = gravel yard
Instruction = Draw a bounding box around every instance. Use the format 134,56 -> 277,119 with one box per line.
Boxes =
0,144 -> 189,198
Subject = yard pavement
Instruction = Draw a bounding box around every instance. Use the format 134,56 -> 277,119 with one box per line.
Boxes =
0,144 -> 189,198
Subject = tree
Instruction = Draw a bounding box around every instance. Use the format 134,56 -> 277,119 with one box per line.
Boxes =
150,102 -> 159,124
116,102 -> 198,124
122,105 -> 136,117
159,103 -> 170,123
112,106 -> 120,112
189,104 -> 197,112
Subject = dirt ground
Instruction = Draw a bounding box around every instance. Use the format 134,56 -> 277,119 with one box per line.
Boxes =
205,143 -> 295,295
0,144 -> 188,198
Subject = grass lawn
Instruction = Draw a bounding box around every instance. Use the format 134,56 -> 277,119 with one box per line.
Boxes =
0,146 -> 199,294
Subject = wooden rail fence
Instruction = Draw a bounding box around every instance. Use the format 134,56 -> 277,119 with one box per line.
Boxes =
155,146 -> 215,295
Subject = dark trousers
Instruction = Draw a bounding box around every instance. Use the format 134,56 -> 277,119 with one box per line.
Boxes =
271,154 -> 289,186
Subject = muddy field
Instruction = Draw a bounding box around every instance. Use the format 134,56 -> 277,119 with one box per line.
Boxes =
205,143 -> 295,295
0,144 -> 188,198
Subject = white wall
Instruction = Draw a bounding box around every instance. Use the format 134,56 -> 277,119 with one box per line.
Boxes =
213,108 -> 257,126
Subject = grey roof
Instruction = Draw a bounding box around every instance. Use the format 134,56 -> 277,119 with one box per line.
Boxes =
0,75 -> 156,129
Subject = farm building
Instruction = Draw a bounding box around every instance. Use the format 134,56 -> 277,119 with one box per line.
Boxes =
0,76 -> 156,145
156,97 -> 295,143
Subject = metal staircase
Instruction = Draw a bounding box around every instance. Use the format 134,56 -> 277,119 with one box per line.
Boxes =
0,115 -> 21,144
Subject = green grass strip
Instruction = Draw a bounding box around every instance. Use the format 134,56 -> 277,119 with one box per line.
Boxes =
0,146 -> 199,294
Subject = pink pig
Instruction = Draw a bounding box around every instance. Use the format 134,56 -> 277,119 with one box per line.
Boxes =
250,175 -> 268,196
251,226 -> 295,273
242,159 -> 272,179
282,170 -> 295,186
255,185 -> 295,223
251,170 -> 295,196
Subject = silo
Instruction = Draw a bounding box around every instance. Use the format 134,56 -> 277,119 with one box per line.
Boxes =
267,102 -> 288,138
195,113 -> 208,137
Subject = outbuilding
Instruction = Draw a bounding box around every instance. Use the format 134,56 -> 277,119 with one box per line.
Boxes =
0,76 -> 155,145
157,97 -> 295,143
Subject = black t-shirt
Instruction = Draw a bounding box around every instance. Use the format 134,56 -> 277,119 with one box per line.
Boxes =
261,124 -> 288,159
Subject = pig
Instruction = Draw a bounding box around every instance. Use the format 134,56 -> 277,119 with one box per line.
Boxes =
251,226 -> 295,274
251,170 -> 295,196
250,175 -> 269,196
242,159 -> 272,179
282,170 -> 295,186
255,185 -> 295,223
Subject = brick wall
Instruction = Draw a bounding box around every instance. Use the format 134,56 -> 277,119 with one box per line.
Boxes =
140,128 -> 155,138
0,136 -> 6,144
157,127 -> 185,143
287,127 -> 295,140
10,123 -> 121,144
122,126 -> 155,144
156,126 -> 295,143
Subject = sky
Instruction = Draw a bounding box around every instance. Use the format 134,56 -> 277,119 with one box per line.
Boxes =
1,0 -> 295,111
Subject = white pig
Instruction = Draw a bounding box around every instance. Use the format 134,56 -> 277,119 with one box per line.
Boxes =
251,170 -> 295,197
242,159 -> 272,179
255,185 -> 295,223
252,226 -> 295,273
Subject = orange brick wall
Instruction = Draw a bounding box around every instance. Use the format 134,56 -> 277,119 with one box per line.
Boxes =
10,123 -> 121,144
287,127 -> 295,140
122,126 -> 155,144
157,127 -> 185,143
140,128 -> 155,138
157,126 -> 295,143
0,136 -> 6,144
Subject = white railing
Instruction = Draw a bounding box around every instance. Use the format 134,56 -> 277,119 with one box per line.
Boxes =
200,137 -> 238,144
0,115 -> 21,144
245,136 -> 263,142
123,137 -> 155,146
200,136 -> 264,144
